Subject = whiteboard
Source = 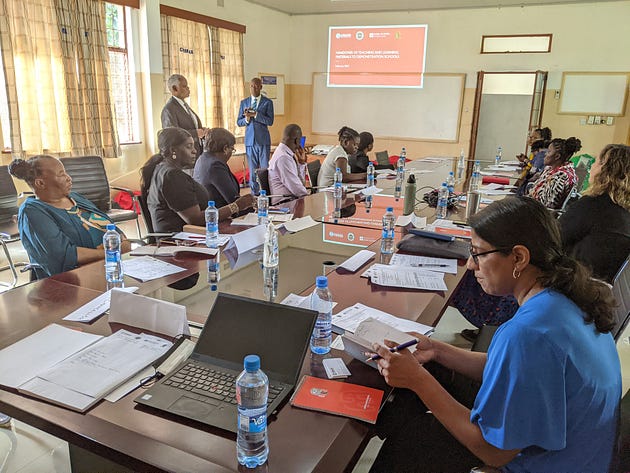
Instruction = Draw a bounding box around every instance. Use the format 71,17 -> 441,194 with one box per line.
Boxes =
312,72 -> 465,142
558,72 -> 629,116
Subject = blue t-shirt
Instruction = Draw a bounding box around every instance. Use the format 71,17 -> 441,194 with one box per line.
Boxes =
471,289 -> 620,473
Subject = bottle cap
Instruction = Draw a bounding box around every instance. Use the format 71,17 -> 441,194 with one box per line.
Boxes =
335,167 -> 340,172
244,354 -> 260,372
106,224 -> 116,231
386,207 -> 393,212
208,200 -> 215,207
210,284 -> 218,291
449,171 -> 454,176
316,276 -> 328,288
259,190 -> 266,196
442,182 -> 448,186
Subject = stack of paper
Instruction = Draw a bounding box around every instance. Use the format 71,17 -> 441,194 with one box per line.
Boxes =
361,263 -> 447,291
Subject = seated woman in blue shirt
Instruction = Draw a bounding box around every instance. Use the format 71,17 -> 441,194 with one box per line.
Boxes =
370,197 -> 620,473
9,155 -> 131,278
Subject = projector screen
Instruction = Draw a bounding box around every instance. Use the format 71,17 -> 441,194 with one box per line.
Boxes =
327,25 -> 428,88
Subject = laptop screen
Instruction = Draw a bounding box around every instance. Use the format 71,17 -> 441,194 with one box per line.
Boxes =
194,293 -> 317,384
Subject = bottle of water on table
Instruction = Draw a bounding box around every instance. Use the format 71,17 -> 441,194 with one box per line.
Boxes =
395,154 -> 405,200
310,276 -> 333,355
334,167 -> 343,195
446,171 -> 455,193
257,190 -> 269,226
470,171 -> 481,191
495,146 -> 502,166
236,354 -> 269,468
366,162 -> 375,188
473,159 -> 481,175
436,182 -> 449,219
381,207 -> 395,255
103,224 -> 123,288
205,200 -> 219,248
457,148 -> 466,181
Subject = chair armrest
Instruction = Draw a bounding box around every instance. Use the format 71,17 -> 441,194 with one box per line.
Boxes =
110,186 -> 136,198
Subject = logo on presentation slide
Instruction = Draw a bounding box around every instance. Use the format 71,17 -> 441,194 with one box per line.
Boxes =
355,31 -> 364,40
335,32 -> 351,39
347,233 -> 355,242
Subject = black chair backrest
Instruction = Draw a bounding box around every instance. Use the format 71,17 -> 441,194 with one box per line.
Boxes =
255,168 -> 271,195
307,160 -> 321,188
137,193 -> 157,244
611,256 -> 630,341
375,150 -> 390,166
60,156 -> 111,213
0,166 -> 19,226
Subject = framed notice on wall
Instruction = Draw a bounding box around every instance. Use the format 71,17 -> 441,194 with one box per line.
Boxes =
558,72 -> 629,116
260,73 -> 285,115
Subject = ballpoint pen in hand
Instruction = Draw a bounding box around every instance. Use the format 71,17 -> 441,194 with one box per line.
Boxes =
365,338 -> 419,362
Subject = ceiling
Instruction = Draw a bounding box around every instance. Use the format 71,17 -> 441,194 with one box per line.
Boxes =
243,0 -> 615,15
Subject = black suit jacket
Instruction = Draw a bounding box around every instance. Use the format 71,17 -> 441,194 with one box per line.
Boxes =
161,97 -> 203,156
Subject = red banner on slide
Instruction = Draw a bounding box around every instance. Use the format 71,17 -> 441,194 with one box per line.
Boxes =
328,25 -> 427,88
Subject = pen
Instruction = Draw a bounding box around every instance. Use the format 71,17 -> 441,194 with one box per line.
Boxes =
365,338 -> 419,362
412,263 -> 449,268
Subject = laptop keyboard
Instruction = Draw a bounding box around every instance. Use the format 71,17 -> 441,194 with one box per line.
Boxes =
163,361 -> 283,405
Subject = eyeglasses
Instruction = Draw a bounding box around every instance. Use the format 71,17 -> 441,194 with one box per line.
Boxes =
469,246 -> 511,265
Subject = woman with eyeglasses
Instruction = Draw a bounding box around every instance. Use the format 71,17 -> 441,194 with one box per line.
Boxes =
141,127 -> 252,233
369,197 -> 620,473
193,127 -> 255,212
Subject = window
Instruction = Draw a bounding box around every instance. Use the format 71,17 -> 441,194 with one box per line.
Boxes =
106,3 -> 139,144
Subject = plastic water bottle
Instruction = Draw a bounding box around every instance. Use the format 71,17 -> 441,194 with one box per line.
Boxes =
236,355 -> 269,468
436,182 -> 449,219
310,276 -> 333,354
257,191 -> 269,226
399,147 -> 407,166
495,146 -> 502,166
470,171 -> 480,191
333,168 -> 343,195
473,160 -> 481,175
457,149 -> 466,181
103,224 -> 123,288
205,200 -> 219,248
395,165 -> 404,200
366,162 -> 375,188
263,221 -> 278,268
403,174 -> 416,216
207,252 -> 220,291
446,171 -> 456,193
381,207 -> 395,255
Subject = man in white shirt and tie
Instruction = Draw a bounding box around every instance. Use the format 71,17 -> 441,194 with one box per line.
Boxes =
161,74 -> 209,157
237,77 -> 274,194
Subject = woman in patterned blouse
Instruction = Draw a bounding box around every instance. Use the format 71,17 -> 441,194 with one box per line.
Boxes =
529,137 -> 581,209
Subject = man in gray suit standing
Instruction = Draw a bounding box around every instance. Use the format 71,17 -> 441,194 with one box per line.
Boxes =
161,74 -> 209,157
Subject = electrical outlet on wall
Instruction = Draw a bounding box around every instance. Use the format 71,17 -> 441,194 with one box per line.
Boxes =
606,116 -> 614,125
594,115 -> 602,124
587,116 -> 595,125
554,90 -> 560,99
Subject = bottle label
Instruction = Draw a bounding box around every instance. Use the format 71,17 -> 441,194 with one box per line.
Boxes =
105,249 -> 120,263
238,410 -> 267,433
206,222 -> 218,233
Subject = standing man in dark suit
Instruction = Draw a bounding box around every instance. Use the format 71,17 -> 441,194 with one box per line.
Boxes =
237,77 -> 274,194
161,74 -> 208,157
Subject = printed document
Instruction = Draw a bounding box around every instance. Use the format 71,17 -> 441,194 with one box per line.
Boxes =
122,256 -> 186,281
389,253 -> 458,274
368,265 -> 447,291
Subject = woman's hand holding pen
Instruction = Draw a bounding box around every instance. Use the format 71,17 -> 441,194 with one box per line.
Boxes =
409,332 -> 436,365
373,339 -> 427,389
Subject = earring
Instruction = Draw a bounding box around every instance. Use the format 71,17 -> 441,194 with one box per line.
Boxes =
512,268 -> 521,279
172,152 -> 177,160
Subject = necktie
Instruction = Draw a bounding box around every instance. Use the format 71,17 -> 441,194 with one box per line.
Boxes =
251,97 -> 257,111
184,101 -> 198,128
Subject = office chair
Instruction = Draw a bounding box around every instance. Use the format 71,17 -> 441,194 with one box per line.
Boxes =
611,255 -> 630,342
375,150 -> 390,167
0,166 -> 30,288
306,160 -> 321,191
136,194 -> 174,245
60,156 -> 142,238
255,168 -> 271,195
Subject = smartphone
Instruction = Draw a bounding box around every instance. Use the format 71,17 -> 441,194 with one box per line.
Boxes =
300,136 -> 306,148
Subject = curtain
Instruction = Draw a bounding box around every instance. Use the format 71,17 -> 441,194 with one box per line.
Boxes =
56,0 -> 119,157
0,0 -> 71,157
214,27 -> 244,136
161,14 -> 219,129
0,0 -> 119,158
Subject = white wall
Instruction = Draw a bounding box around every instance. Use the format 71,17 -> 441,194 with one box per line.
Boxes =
288,1 -> 630,87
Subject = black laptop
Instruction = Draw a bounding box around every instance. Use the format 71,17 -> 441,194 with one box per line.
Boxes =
134,293 -> 317,433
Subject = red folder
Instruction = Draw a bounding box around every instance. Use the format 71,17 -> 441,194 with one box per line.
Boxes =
290,375 -> 384,423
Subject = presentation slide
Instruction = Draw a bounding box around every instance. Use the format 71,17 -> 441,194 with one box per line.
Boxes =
327,25 -> 428,88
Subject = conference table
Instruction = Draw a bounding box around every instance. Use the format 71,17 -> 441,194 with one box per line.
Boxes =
0,157 -> 469,472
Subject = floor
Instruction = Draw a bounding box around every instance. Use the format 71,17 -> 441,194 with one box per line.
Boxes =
0,222 -> 629,472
